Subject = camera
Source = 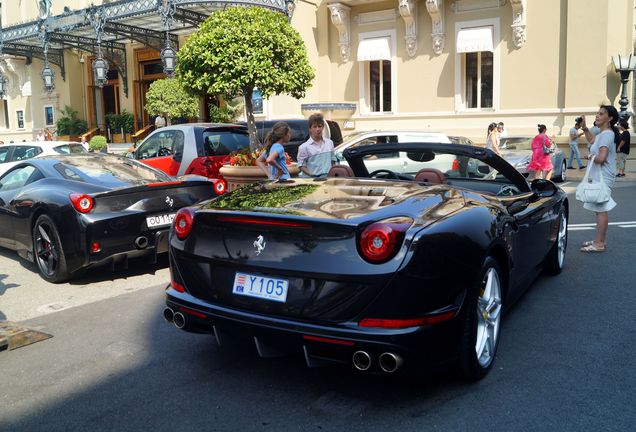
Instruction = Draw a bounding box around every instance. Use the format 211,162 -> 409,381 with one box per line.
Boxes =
575,116 -> 583,124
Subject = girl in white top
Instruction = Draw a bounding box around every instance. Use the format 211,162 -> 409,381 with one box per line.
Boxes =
485,122 -> 501,156
579,105 -> 619,253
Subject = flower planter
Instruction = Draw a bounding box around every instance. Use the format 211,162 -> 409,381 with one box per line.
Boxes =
220,164 -> 300,192
111,133 -> 126,143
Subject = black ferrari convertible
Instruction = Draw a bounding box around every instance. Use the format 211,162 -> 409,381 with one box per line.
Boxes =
164,142 -> 568,380
0,153 -> 221,282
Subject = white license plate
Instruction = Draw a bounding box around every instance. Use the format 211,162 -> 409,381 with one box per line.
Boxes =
232,272 -> 289,303
146,213 -> 176,228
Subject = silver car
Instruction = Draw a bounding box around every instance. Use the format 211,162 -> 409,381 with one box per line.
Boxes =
500,136 -> 567,182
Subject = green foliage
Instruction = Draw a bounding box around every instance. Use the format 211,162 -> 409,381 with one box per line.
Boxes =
89,135 -> 108,152
106,110 -> 135,133
176,6 -> 315,149
209,105 -> 240,123
56,105 -> 88,135
145,78 -> 199,121
207,184 -> 318,210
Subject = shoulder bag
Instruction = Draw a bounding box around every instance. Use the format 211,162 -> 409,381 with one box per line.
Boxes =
575,156 -> 610,204
542,136 -> 555,154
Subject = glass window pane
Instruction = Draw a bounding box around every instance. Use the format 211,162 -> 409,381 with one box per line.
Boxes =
465,53 -> 478,108
369,61 -> 380,112
382,60 -> 391,112
480,52 -> 493,108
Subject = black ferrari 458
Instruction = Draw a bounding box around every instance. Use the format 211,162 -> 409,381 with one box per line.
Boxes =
164,142 -> 568,380
0,153 -> 222,282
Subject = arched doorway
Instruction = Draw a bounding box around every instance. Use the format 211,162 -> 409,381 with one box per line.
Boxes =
133,48 -> 166,131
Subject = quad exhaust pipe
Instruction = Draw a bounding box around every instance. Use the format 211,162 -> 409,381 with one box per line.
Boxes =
163,307 -> 186,329
134,236 -> 149,249
352,351 -> 372,371
379,352 -> 403,373
351,350 -> 404,373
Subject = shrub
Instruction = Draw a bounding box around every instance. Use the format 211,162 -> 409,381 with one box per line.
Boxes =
89,135 -> 108,152
56,105 -> 88,135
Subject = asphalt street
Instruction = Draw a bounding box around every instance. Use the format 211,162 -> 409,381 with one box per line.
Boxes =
0,182 -> 635,432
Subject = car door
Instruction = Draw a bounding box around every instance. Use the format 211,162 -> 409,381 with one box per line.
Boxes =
135,129 -> 183,176
184,127 -> 250,178
0,165 -> 39,248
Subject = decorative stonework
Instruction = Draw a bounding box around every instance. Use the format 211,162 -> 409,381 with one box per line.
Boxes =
510,0 -> 527,48
1,58 -> 30,97
426,0 -> 444,55
399,0 -> 418,57
451,0 -> 505,13
328,3 -> 351,62
355,9 -> 397,26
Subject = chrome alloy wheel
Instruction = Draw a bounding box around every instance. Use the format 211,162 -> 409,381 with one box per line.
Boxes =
35,222 -> 59,277
556,211 -> 567,268
475,267 -> 502,368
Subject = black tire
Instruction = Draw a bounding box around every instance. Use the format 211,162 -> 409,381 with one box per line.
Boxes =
458,257 -> 503,381
554,161 -> 567,183
544,209 -> 568,275
33,214 -> 70,283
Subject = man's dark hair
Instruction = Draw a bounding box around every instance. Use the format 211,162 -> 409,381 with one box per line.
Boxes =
308,113 -> 325,128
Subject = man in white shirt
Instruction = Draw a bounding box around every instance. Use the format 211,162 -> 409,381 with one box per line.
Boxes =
497,122 -> 508,138
154,114 -> 166,129
297,113 -> 335,177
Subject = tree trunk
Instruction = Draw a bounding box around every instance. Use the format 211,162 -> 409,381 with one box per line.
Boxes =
243,88 -> 260,151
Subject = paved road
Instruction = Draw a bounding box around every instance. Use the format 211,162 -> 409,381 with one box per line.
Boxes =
1,184 -> 635,431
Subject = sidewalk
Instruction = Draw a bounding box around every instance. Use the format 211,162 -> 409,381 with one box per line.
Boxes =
562,164 -> 636,182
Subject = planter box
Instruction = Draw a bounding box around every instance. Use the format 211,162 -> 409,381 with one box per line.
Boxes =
111,133 -> 127,143
57,135 -> 80,142
220,164 -> 300,192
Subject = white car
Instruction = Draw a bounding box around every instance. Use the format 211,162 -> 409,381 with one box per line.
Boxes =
0,141 -> 87,176
333,131 -> 453,175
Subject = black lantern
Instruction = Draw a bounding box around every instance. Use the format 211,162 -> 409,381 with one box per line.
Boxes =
612,54 -> 636,115
42,62 -> 55,92
161,43 -> 176,76
92,55 -> 109,87
0,72 -> 7,98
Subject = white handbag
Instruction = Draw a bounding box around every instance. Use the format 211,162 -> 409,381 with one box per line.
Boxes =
575,156 -> 611,204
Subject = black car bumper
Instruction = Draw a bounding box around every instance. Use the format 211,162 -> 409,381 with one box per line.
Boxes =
165,286 -> 464,374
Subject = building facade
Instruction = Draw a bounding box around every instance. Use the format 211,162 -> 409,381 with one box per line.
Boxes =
0,0 -> 634,144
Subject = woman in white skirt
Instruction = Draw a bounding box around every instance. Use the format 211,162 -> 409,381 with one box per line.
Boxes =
579,105 -> 619,252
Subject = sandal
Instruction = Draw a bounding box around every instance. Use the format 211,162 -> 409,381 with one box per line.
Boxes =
582,240 -> 608,248
580,243 -> 606,253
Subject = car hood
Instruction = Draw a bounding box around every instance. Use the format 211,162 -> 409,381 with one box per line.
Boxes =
202,178 -> 466,223
501,150 -> 531,165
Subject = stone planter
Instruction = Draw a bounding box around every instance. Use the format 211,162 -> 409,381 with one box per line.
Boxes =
57,135 -> 80,142
220,163 -> 300,192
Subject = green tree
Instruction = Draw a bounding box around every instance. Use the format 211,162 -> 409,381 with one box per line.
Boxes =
145,78 -> 199,124
177,6 -> 315,150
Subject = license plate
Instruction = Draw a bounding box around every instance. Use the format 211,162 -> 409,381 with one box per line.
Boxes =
232,272 -> 289,303
146,213 -> 176,228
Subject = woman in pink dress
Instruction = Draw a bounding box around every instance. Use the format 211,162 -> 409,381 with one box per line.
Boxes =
528,124 -> 554,180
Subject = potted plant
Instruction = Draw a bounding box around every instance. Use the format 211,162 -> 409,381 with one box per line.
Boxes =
56,105 -> 88,141
89,135 -> 108,153
220,147 -> 298,192
106,113 -> 122,143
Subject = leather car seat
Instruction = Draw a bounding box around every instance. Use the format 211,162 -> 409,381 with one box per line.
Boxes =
414,168 -> 446,184
327,165 -> 355,178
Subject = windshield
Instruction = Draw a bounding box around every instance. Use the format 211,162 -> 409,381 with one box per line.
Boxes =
54,155 -> 170,187
501,138 -> 533,151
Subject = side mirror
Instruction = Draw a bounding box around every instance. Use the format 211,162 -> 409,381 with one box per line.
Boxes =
530,178 -> 558,198
507,199 -> 528,215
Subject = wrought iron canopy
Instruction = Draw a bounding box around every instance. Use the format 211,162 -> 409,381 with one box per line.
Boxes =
0,0 -> 291,97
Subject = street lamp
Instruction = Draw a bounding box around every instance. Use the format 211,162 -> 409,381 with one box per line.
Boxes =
92,54 -> 109,87
161,42 -> 176,76
42,62 -> 55,93
611,54 -> 636,116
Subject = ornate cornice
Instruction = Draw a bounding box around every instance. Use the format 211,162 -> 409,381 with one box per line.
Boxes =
510,0 -> 526,48
426,0 -> 444,55
328,3 -> 351,62
399,0 -> 417,57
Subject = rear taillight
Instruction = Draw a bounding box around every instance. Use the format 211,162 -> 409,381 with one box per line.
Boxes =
171,280 -> 186,293
69,193 -> 94,213
358,217 -> 412,263
214,178 -> 227,195
173,208 -> 194,240
358,310 -> 458,328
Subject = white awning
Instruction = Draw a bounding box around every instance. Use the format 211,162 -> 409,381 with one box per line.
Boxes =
357,37 -> 391,62
456,27 -> 494,53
